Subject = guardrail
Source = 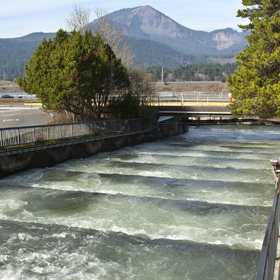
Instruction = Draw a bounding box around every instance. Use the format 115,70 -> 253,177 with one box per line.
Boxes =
256,174 -> 280,280
0,116 -> 156,148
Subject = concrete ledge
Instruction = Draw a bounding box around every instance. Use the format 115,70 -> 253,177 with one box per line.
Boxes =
0,127 -> 160,179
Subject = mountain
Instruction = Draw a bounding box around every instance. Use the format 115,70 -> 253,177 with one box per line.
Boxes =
0,6 -> 247,79
0,32 -> 55,80
94,5 -> 248,56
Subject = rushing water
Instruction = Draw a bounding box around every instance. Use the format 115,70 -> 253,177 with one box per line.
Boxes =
0,125 -> 279,279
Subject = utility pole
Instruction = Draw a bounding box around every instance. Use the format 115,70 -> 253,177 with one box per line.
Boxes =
1,63 -> 5,80
161,67 -> 164,83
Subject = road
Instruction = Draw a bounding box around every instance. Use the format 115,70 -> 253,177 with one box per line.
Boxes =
0,103 -> 49,129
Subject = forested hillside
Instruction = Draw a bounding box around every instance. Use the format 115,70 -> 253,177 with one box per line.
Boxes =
148,63 -> 238,82
0,33 -> 55,81
0,34 -> 237,81
125,37 -> 197,68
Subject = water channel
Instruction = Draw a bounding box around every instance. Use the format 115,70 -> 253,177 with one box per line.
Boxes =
0,125 -> 279,279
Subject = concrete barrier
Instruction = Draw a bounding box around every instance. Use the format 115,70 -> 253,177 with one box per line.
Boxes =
0,119 -> 188,179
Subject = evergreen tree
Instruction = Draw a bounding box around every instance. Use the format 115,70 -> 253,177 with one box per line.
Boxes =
17,29 -> 129,120
227,0 -> 280,119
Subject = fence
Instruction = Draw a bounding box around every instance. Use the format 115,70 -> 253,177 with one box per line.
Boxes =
256,179 -> 280,280
0,116 -> 156,148
150,92 -> 231,105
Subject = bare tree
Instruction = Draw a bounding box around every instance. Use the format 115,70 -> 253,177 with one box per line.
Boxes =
65,5 -> 134,67
91,8 -> 134,68
65,3 -> 91,34
128,67 -> 155,105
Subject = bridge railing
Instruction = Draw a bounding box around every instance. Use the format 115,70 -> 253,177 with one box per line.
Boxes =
0,116 -> 156,148
256,178 -> 280,280
149,92 -> 230,105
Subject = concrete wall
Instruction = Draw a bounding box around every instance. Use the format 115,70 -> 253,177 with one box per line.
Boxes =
158,105 -> 231,113
0,120 -> 188,179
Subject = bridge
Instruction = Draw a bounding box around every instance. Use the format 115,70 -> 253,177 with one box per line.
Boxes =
148,94 -> 241,124
157,104 -> 231,118
149,92 -> 259,124
154,104 -> 261,126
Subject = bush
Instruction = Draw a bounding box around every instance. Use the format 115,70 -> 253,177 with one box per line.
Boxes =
108,92 -> 139,119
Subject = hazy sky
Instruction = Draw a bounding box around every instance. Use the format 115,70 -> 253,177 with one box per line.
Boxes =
0,0 -> 248,38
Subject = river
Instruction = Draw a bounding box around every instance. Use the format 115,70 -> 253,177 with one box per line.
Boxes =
0,125 -> 279,279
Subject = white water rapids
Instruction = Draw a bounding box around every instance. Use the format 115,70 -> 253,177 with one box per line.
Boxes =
0,125 -> 279,279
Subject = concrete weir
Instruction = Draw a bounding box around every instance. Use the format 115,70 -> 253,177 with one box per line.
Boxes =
0,118 -> 188,179
158,116 -> 188,137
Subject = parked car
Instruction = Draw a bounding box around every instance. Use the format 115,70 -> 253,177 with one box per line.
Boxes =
1,94 -> 14,98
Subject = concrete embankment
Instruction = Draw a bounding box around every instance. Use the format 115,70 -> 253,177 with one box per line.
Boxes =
0,120 -> 188,179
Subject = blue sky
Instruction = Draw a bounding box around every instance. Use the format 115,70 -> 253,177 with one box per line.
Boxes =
0,0 -> 248,38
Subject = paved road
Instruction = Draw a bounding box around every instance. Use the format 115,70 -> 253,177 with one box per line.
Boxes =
0,103 -> 49,129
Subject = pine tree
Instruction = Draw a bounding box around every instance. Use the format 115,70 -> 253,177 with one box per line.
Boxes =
227,0 -> 280,120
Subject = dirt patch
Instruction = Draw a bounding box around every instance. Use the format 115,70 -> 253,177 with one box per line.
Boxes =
0,81 -> 22,93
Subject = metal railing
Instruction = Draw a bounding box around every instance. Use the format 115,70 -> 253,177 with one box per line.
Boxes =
0,116 -> 156,148
13,92 -> 230,109
256,180 -> 280,280
150,92 -> 231,105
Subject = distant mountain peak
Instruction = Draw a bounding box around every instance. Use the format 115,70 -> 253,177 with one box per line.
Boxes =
103,5 -> 190,38
95,5 -> 247,54
128,6 -> 185,37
